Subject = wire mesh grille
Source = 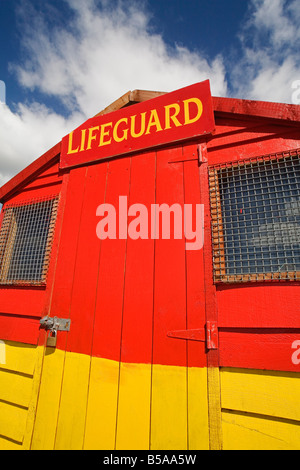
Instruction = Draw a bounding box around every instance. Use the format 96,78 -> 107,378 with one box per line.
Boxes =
0,196 -> 59,285
209,150 -> 300,283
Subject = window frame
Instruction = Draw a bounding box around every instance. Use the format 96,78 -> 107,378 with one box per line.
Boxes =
0,195 -> 59,286
209,149 -> 300,284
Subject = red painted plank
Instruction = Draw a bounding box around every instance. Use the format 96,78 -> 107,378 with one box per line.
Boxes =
217,284 -> 300,329
41,172 -> 69,320
48,166 -> 87,351
120,151 -> 156,365
0,314 -> 40,345
92,157 -> 131,362
207,118 -> 300,165
65,162 -> 108,355
219,329 -> 300,373
199,147 -> 219,369
152,146 -> 187,367
213,96 -> 300,124
0,288 -> 48,318
183,144 -> 206,368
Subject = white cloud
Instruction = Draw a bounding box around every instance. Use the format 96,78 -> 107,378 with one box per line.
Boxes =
232,0 -> 300,102
13,0 -> 227,117
1,0 -> 300,189
0,101 -> 83,187
0,0 -> 228,187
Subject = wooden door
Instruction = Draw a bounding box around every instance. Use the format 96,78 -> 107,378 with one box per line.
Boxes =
32,143 -> 213,450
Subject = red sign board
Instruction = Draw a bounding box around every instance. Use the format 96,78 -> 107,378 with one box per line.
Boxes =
60,80 -> 215,169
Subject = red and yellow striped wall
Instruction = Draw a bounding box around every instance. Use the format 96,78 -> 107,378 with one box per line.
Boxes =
0,111 -> 300,450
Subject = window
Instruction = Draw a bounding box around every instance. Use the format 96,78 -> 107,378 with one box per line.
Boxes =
0,196 -> 59,285
209,150 -> 300,283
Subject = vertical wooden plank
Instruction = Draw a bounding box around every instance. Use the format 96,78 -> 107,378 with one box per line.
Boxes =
47,167 -> 88,339
55,352 -> 91,450
116,151 -> 156,450
84,356 -> 120,450
31,348 -> 65,450
31,167 -> 87,450
150,146 -> 188,450
84,156 -> 131,450
54,162 -> 108,450
182,144 -> 209,450
0,341 -> 42,449
116,362 -> 152,450
199,147 -> 222,450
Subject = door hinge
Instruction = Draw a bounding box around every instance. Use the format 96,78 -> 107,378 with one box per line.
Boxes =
167,321 -> 218,350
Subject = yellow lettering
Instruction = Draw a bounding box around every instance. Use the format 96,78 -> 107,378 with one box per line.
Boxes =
145,109 -> 163,135
87,126 -> 99,150
67,131 -> 79,154
99,122 -> 113,147
164,103 -> 182,129
130,112 -> 146,138
80,129 -> 87,152
113,118 -> 129,143
183,98 -> 203,125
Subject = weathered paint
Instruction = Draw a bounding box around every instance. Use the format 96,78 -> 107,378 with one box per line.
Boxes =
0,88 -> 299,450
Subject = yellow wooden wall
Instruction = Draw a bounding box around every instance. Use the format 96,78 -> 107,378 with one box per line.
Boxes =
220,368 -> 300,450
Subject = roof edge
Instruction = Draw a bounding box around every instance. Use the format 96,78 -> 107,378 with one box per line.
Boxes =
0,141 -> 61,204
213,96 -> 300,123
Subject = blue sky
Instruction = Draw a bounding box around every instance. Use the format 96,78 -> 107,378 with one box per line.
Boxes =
0,0 -> 300,187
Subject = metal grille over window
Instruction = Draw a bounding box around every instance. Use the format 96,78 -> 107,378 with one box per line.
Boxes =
0,197 -> 59,285
209,150 -> 300,283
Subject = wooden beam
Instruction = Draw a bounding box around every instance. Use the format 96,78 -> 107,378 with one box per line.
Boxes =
94,89 -> 166,117
94,91 -> 131,117
213,96 -> 300,124
129,89 -> 166,103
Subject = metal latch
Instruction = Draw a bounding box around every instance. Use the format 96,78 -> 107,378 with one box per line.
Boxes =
167,321 -> 218,350
40,316 -> 71,347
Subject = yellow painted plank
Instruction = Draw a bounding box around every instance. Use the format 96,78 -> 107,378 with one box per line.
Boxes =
0,435 -> 23,450
84,357 -> 119,450
54,351 -> 90,450
23,346 -> 45,450
221,368 -> 300,422
187,367 -> 209,450
222,410 -> 300,450
0,401 -> 28,444
0,343 -> 44,450
0,341 -> 37,376
150,364 -> 188,450
31,348 -> 66,450
0,341 -> 5,365
207,366 -> 222,450
116,362 -> 151,450
0,369 -> 33,408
